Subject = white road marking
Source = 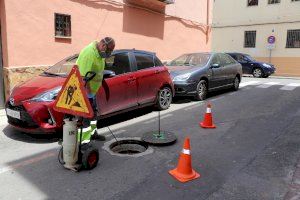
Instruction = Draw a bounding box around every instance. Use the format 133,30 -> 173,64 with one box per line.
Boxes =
257,82 -> 280,88
0,166 -> 13,174
239,81 -> 260,88
143,114 -> 173,124
280,83 -> 300,91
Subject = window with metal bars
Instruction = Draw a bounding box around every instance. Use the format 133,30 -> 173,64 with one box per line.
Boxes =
248,0 -> 258,6
292,0 -> 300,2
55,13 -> 71,37
244,31 -> 256,48
268,0 -> 280,4
286,29 -> 300,48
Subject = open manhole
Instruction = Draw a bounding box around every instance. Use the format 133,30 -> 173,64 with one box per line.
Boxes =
110,140 -> 148,155
103,137 -> 154,157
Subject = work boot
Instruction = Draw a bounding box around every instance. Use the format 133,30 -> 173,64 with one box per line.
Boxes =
91,130 -> 106,141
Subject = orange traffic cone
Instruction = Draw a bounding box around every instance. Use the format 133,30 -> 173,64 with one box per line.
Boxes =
200,103 -> 216,128
169,137 -> 200,182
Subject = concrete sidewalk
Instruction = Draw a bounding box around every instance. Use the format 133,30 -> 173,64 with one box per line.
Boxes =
0,109 -> 7,126
0,109 -> 5,115
270,75 -> 300,80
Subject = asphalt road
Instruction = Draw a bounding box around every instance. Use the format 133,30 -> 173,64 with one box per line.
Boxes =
0,76 -> 300,200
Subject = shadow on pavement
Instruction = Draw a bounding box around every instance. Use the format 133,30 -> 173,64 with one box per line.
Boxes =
98,88 -> 237,127
98,106 -> 154,128
3,125 -> 59,144
172,88 -> 235,104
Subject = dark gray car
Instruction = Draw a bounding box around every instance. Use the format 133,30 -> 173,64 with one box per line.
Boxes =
166,52 -> 243,100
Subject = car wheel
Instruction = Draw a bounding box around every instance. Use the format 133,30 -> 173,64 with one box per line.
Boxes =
262,74 -> 269,78
156,87 -> 172,110
194,80 -> 207,101
232,76 -> 240,91
253,68 -> 263,78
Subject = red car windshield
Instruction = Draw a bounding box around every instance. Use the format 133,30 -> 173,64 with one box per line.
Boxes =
44,55 -> 78,76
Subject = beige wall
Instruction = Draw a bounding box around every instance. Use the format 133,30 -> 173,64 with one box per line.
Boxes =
212,23 -> 300,57
213,0 -> 300,27
1,0 -> 212,97
212,0 -> 300,76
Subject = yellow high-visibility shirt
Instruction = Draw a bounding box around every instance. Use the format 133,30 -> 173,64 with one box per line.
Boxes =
76,41 -> 105,96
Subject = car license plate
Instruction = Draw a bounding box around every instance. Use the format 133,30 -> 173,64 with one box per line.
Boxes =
6,108 -> 20,119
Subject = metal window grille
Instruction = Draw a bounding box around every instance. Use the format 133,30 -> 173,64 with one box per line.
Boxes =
248,0 -> 258,6
244,31 -> 256,48
55,13 -> 71,37
292,0 -> 300,2
286,29 -> 300,48
268,0 -> 280,4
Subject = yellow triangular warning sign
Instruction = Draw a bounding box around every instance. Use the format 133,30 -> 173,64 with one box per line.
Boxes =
53,65 -> 94,118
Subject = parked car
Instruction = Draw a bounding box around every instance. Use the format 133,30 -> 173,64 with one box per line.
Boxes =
226,53 -> 276,78
166,52 -> 242,100
5,50 -> 174,134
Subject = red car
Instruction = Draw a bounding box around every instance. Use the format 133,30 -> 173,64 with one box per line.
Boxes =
5,50 -> 174,134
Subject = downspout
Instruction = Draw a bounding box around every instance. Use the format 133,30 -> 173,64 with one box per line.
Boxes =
206,0 -> 210,43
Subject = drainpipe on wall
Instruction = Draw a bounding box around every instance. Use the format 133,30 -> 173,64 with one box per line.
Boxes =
206,0 -> 210,43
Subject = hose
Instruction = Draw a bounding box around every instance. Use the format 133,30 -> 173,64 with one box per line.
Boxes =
58,147 -> 65,165
107,126 -> 118,143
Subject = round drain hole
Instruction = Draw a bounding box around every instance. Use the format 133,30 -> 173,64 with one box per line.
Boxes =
103,137 -> 154,157
110,140 -> 148,155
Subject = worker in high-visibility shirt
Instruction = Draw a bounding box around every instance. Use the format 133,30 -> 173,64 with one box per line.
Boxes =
76,37 -> 115,142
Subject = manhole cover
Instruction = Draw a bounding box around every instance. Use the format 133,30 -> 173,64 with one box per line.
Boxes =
142,131 -> 177,146
103,137 -> 154,157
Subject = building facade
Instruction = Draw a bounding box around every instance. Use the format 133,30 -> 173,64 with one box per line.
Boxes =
212,0 -> 300,77
0,0 -> 213,108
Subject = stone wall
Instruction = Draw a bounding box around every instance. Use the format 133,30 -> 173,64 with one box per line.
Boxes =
3,65 -> 50,99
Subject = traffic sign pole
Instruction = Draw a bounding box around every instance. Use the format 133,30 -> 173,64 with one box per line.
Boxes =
267,36 -> 276,64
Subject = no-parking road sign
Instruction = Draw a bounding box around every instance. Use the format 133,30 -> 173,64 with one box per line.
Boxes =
268,36 -> 276,44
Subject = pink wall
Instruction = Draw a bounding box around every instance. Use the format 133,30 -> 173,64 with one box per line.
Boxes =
165,0 -> 211,25
0,0 -> 9,68
2,0 -> 211,68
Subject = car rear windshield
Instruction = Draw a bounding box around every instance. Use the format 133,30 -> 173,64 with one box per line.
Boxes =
169,53 -> 211,67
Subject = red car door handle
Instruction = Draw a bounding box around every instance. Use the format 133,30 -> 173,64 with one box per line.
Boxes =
155,70 -> 160,74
